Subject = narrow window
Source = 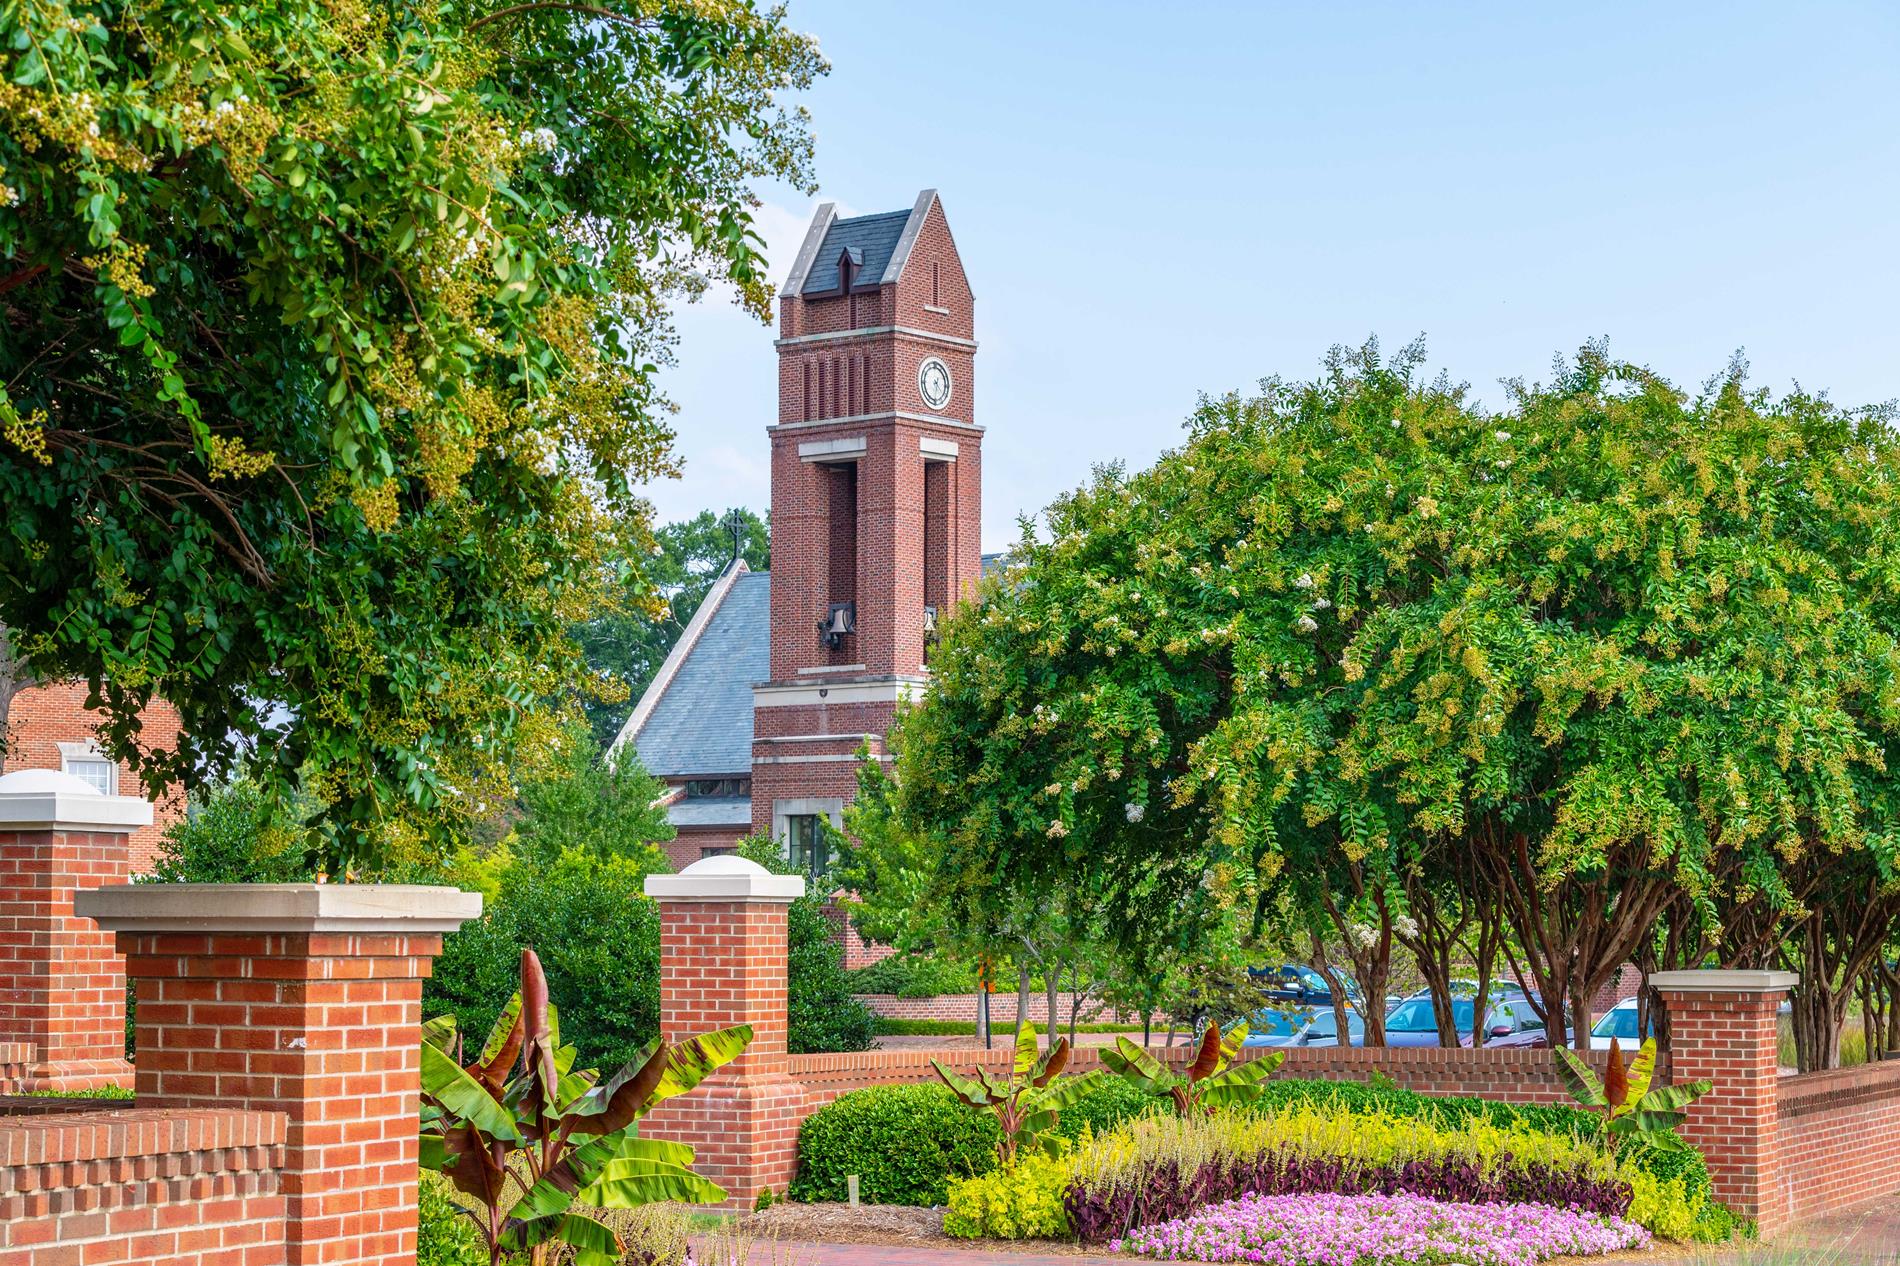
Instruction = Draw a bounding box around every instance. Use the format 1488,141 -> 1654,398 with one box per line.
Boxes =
827,462 -> 857,612
932,261 -> 941,306
803,361 -> 814,422
924,458 -> 950,633
787,815 -> 831,879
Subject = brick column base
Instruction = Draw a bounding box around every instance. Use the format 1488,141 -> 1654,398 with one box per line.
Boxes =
1653,969 -> 1797,1236
0,770 -> 151,1092
643,860 -> 806,1210
78,883 -> 480,1266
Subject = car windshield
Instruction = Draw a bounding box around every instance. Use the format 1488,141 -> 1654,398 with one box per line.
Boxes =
1388,993 -> 1530,1034
1593,1006 -> 1642,1040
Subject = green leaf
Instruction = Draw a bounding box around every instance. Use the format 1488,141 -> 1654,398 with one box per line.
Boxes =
579,1157 -> 728,1208
419,1039 -> 519,1141
421,1014 -> 458,1052
931,1059 -> 993,1108
651,1025 -> 751,1102
1553,1046 -> 1608,1109
1013,1022 -> 1039,1081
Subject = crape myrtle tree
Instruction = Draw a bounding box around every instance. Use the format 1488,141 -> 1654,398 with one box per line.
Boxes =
0,1 -> 823,871
894,337 -> 1900,1058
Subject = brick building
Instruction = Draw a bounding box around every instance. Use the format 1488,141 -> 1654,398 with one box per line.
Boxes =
611,190 -> 995,919
1,680 -> 183,872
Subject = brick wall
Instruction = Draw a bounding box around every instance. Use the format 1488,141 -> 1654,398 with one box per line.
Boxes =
1776,1059 -> 1900,1224
0,1106 -> 286,1265
119,929 -> 441,1266
855,991 -> 1144,1026
787,1043 -> 1624,1116
0,826 -> 136,1091
2,681 -> 184,872
639,894 -> 803,1209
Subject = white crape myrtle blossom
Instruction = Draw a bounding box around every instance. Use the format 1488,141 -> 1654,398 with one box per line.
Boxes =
1125,802 -> 1145,824
1294,573 -> 1316,590
1310,596 -> 1332,611
1294,615 -> 1319,634
1047,820 -> 1069,839
1496,429 -> 1512,441
1393,914 -> 1420,940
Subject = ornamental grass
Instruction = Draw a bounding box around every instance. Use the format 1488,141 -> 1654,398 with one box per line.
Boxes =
1064,1104 -> 1632,1243
1113,1191 -> 1651,1265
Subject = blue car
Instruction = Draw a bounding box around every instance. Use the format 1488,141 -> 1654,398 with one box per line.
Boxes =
1243,1004 -> 1318,1046
1281,1006 -> 1367,1048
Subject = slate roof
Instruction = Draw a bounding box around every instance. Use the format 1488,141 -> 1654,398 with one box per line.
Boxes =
800,210 -> 910,296
626,569 -> 769,778
666,797 -> 753,828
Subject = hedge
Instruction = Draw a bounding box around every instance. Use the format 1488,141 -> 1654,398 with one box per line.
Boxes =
790,1075 -> 1155,1206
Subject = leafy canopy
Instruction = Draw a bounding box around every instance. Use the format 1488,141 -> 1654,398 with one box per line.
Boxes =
0,0 -> 822,870
895,338 -> 1900,965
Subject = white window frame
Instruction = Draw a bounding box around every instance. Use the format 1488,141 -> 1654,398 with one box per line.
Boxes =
57,741 -> 118,795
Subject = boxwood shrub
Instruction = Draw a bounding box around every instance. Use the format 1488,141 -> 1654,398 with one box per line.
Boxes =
790,1083 -> 999,1206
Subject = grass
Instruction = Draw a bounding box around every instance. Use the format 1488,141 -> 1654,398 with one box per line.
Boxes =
17,1085 -> 134,1100
871,1017 -> 1144,1037
1776,1016 -> 1874,1069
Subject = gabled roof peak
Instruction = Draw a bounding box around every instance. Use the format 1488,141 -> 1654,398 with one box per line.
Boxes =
780,189 -> 941,298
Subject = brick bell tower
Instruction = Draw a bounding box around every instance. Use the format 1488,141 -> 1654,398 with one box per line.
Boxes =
751,190 -> 981,868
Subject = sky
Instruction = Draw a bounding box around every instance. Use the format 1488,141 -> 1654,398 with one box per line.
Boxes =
642,2 -> 1900,552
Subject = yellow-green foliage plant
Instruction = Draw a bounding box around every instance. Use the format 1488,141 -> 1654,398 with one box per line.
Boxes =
943,1149 -> 1073,1240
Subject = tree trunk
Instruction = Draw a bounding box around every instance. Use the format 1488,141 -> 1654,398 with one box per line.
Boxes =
1044,962 -> 1061,1050
1016,964 -> 1033,1040
0,623 -> 36,761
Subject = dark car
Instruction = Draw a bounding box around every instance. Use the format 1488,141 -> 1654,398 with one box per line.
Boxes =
1248,964 -> 1362,1009
1383,988 -> 1554,1048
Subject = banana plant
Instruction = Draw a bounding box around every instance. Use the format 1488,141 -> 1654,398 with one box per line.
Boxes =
930,1023 -> 1104,1162
1098,1021 -> 1284,1116
420,947 -> 752,1266
1554,1037 -> 1712,1153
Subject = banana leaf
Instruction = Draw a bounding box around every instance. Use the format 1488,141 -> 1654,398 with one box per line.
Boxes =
579,1156 -> 729,1208
1032,1037 -> 1070,1087
1013,1023 -> 1039,1080
931,1059 -> 996,1108
1100,1036 -> 1174,1092
421,1039 -> 519,1140
474,991 -> 524,1090
651,1024 -> 752,1103
1031,1068 -> 1105,1112
422,1014 -> 459,1053
1624,1038 -> 1658,1108
1633,1080 -> 1712,1113
502,1207 -> 623,1265
1553,1045 -> 1608,1108
566,1042 -> 670,1136
1186,1025 -> 1222,1082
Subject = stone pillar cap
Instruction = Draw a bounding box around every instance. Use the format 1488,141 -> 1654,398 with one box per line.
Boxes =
645,855 -> 805,903
76,882 -> 482,934
0,768 -> 153,832
1649,969 -> 1799,994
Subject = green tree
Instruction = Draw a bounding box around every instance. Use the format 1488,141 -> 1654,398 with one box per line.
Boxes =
0,1 -> 823,871
575,507 -> 769,748
148,779 -> 319,884
737,835 -> 875,1054
509,736 -> 675,870
895,338 -> 1900,1058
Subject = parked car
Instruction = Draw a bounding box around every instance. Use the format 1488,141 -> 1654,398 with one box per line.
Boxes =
1589,996 -> 1651,1050
1278,1006 -> 1367,1048
1243,1004 -> 1319,1047
1383,986 -> 1556,1048
1248,963 -> 1362,1008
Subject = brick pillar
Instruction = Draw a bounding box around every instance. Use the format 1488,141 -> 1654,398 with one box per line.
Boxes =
642,857 -> 806,1210
1652,969 -> 1797,1235
0,768 -> 150,1091
76,883 -> 480,1266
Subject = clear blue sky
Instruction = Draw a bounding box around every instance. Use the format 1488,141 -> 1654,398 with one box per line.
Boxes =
645,2 -> 1900,552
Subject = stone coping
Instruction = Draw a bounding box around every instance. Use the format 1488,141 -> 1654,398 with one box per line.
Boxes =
646,855 -> 805,904
1649,969 -> 1800,994
0,1106 -> 285,1167
74,883 -> 482,934
0,768 -> 153,831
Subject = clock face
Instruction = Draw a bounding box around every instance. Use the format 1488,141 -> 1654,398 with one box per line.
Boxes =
918,357 -> 953,411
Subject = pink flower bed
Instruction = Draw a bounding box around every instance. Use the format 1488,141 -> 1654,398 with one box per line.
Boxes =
1113,1191 -> 1650,1265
